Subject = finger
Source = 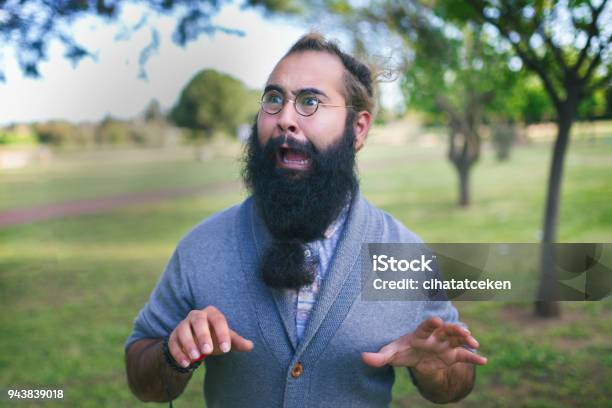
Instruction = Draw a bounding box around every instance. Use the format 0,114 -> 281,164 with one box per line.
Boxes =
454,348 -> 488,366
425,332 -> 453,354
412,329 -> 457,356
169,330 -> 192,368
414,317 -> 443,339
444,329 -> 479,350
362,351 -> 391,368
463,335 -> 480,349
433,327 -> 448,343
439,324 -> 480,350
176,321 -> 201,363
230,329 -> 254,352
362,341 -> 401,367
191,316 -> 214,355
444,324 -> 471,338
208,309 -> 232,353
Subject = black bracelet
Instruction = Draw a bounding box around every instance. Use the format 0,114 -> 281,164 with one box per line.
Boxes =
161,337 -> 202,374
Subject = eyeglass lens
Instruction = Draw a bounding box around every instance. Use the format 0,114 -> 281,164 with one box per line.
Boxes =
261,91 -> 319,116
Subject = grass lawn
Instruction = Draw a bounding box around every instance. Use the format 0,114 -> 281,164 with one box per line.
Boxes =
1,135 -> 611,407
0,144 -> 243,211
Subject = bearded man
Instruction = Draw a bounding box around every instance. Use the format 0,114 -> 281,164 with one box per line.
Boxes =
125,33 -> 486,407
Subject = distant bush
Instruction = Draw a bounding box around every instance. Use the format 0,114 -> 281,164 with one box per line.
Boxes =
95,118 -> 138,145
491,122 -> 517,161
0,129 -> 37,145
95,117 -> 183,147
34,121 -> 95,146
30,118 -> 183,148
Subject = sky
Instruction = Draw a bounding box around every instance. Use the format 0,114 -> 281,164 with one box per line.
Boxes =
0,4 -> 403,125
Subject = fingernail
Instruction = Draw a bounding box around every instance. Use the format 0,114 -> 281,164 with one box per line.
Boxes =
471,337 -> 479,347
202,344 -> 213,354
181,359 -> 190,368
220,342 -> 231,353
190,350 -> 200,360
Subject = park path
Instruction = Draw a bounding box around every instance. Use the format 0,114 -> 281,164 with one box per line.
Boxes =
0,152 -> 427,229
0,180 -> 242,228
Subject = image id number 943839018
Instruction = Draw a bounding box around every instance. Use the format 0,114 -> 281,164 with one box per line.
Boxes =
6,389 -> 64,400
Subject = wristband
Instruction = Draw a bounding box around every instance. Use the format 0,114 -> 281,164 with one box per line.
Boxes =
161,337 -> 204,374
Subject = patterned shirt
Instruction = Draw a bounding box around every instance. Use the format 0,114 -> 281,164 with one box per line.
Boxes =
292,201 -> 351,342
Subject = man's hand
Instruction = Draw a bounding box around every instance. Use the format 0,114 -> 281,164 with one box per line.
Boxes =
169,305 -> 254,368
125,306 -> 254,402
361,317 -> 486,403
362,317 -> 486,372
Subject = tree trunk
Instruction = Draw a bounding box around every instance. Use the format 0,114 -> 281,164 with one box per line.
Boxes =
535,103 -> 576,317
458,164 -> 470,207
448,126 -> 477,208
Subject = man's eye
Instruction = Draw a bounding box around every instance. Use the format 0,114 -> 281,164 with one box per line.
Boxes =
267,94 -> 283,104
300,95 -> 318,107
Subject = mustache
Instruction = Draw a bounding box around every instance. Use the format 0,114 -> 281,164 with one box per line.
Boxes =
263,135 -> 318,158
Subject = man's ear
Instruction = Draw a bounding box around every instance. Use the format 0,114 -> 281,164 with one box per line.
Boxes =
353,110 -> 372,152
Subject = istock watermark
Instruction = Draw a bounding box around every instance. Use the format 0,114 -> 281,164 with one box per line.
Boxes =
361,243 -> 612,301
372,254 -> 435,272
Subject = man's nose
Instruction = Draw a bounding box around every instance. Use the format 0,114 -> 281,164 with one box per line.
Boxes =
276,100 -> 299,135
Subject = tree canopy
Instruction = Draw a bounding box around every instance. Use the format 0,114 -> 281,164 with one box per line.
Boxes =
0,0 -> 298,81
444,0 -> 611,114
170,69 -> 259,139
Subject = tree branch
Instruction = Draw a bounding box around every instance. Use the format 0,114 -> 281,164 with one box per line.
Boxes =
435,94 -> 480,164
463,0 -> 563,110
582,31 -> 611,84
539,27 -> 569,76
533,5 -> 570,76
586,69 -> 612,95
571,0 -> 607,76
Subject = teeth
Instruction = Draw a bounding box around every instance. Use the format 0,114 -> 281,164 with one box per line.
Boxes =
282,156 -> 310,165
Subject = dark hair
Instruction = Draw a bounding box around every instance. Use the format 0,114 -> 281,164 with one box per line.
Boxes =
284,32 -> 376,115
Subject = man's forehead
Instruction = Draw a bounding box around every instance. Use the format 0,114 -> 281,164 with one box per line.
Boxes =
266,51 -> 345,97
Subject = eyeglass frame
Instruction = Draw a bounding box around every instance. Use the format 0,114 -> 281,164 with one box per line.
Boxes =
259,88 -> 354,117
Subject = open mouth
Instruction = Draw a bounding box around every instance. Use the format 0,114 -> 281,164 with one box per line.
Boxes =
276,147 -> 312,171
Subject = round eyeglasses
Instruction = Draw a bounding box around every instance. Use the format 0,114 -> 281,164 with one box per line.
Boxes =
260,90 -> 353,117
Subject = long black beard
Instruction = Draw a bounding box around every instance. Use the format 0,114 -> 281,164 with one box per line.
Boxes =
241,112 -> 359,289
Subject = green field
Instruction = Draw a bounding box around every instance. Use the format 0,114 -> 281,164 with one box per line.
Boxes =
1,135 -> 611,407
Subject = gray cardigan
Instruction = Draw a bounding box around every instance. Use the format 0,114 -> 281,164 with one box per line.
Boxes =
126,192 -> 464,407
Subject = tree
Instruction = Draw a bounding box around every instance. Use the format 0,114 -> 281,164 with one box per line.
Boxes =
170,69 -> 258,149
143,99 -> 165,122
445,0 -> 611,317
295,1 -> 522,206
402,20 -> 521,204
0,0 -> 298,81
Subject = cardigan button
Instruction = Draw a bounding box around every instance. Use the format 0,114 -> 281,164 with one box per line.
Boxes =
291,361 -> 304,378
